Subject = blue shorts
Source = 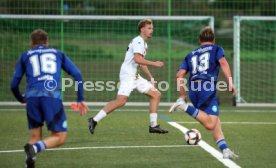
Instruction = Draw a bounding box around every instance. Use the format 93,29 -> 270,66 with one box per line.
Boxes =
189,81 -> 219,116
26,97 -> 67,132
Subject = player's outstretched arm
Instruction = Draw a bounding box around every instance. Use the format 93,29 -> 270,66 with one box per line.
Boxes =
62,54 -> 85,100
62,54 -> 89,111
140,65 -> 153,79
176,69 -> 188,99
140,65 -> 156,85
134,53 -> 164,68
219,57 -> 236,96
11,56 -> 25,103
169,69 -> 187,113
11,78 -> 25,103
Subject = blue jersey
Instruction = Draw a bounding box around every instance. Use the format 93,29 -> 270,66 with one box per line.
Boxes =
179,44 -> 225,82
11,45 -> 84,102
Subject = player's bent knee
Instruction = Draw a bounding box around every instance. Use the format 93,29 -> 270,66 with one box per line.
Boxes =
52,132 -> 67,146
152,90 -> 161,99
115,96 -> 128,107
204,123 -> 216,130
202,115 -> 218,130
59,134 -> 67,145
156,90 -> 161,98
116,99 -> 127,107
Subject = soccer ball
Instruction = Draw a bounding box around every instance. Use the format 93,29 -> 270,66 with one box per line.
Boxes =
184,129 -> 202,145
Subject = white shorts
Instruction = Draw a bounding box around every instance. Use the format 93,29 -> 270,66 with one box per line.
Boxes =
117,76 -> 153,97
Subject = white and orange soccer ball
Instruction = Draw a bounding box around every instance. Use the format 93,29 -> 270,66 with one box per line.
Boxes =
184,129 -> 202,145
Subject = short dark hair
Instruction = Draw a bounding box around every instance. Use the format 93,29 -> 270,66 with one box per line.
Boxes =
199,27 -> 215,43
137,18 -> 152,32
31,29 -> 48,45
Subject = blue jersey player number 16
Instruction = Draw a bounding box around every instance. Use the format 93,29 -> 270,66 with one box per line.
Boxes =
11,29 -> 89,168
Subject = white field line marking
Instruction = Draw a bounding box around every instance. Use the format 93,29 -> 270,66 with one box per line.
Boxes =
176,121 -> 276,125
167,121 -> 241,168
0,145 -> 194,154
1,108 -> 276,113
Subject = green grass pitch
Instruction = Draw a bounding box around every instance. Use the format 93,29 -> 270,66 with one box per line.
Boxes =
0,106 -> 276,168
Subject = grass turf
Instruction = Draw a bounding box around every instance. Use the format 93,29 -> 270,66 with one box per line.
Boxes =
0,106 -> 276,167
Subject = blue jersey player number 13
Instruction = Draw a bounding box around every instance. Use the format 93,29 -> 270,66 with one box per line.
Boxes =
169,27 -> 238,159
191,52 -> 209,74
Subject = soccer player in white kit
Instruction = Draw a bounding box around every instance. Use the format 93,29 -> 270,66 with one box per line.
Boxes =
88,19 -> 168,134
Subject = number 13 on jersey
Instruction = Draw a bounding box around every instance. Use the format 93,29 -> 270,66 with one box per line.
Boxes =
191,52 -> 210,74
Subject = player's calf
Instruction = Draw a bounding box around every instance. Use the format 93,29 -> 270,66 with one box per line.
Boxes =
49,132 -> 67,147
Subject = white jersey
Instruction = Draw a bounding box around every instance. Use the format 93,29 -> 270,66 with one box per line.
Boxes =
119,35 -> 147,79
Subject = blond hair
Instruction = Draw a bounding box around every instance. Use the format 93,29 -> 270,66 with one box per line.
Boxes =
137,18 -> 153,32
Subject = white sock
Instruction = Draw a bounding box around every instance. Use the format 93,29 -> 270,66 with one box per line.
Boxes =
32,145 -> 38,153
150,113 -> 158,127
184,104 -> 189,111
93,110 -> 107,122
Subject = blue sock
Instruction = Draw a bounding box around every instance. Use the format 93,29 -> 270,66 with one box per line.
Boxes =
185,105 -> 199,118
33,141 -> 47,153
216,139 -> 228,151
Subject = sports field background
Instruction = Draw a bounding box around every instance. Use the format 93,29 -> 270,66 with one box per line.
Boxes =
1,0 -> 276,104
1,1 -> 276,168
